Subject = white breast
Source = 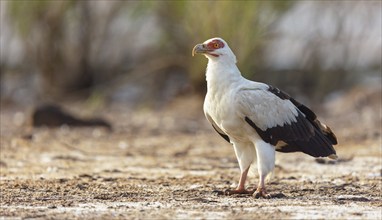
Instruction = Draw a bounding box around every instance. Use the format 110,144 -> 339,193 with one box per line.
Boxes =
204,79 -> 260,142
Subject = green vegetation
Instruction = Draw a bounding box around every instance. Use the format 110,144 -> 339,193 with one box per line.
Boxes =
3,1 -> 378,104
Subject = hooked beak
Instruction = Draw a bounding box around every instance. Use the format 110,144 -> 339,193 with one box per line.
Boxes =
192,43 -> 207,56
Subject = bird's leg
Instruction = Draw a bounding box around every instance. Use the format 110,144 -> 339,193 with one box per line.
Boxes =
225,167 -> 254,195
253,141 -> 275,199
254,174 -> 271,199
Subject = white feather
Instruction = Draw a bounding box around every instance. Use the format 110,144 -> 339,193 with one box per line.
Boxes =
252,139 -> 275,181
237,88 -> 299,131
232,141 -> 256,173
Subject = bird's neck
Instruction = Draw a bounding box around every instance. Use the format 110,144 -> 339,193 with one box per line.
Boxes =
206,60 -> 242,91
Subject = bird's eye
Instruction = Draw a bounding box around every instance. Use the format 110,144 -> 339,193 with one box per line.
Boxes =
213,43 -> 219,48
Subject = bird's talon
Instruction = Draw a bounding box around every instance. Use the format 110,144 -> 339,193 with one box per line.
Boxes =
225,189 -> 254,196
254,188 -> 271,199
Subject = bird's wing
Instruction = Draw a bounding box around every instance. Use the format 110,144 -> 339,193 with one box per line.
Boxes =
205,113 -> 230,143
267,85 -> 337,145
237,85 -> 337,158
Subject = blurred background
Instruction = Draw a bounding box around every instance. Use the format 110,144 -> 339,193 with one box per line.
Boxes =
1,2 -> 381,217
0,0 -> 381,110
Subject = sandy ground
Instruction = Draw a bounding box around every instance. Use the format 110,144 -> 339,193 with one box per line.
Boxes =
0,92 -> 381,219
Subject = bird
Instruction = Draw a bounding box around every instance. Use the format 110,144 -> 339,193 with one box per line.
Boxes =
192,37 -> 338,198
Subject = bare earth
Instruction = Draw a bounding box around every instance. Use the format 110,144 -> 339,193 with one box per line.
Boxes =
1,91 -> 381,219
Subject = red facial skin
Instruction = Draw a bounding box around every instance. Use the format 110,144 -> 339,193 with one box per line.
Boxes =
205,40 -> 225,57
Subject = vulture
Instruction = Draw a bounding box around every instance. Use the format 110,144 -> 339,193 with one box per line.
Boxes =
192,37 -> 337,198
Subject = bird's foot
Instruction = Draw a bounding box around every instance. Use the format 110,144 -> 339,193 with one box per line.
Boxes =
225,188 -> 254,195
253,187 -> 271,199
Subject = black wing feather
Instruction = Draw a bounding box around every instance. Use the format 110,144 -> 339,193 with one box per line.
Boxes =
245,85 -> 337,158
212,124 -> 230,143
268,85 -> 337,144
206,113 -> 230,143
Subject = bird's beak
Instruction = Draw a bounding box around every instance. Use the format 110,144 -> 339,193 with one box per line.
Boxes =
192,44 -> 207,56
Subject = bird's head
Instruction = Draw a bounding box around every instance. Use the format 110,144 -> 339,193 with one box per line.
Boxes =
192,38 -> 236,63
